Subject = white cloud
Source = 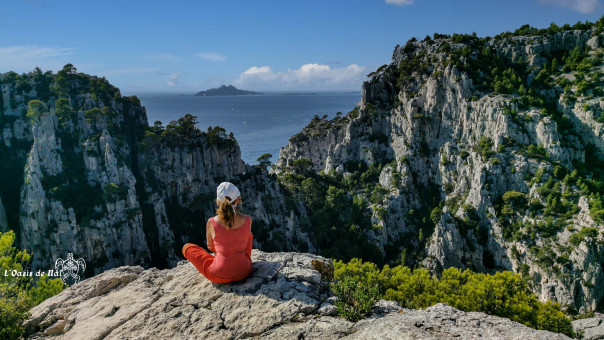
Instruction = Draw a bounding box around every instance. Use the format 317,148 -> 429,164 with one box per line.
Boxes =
385,0 -> 414,6
0,45 -> 76,72
166,73 -> 182,87
196,52 -> 226,61
233,63 -> 366,90
143,53 -> 179,61
540,0 -> 600,13
239,66 -> 277,81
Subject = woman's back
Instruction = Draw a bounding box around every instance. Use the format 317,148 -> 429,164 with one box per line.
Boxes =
209,215 -> 253,280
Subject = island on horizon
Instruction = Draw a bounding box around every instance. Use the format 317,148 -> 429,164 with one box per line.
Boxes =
195,85 -> 263,96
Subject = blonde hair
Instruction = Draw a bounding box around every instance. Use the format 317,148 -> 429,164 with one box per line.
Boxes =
216,196 -> 238,229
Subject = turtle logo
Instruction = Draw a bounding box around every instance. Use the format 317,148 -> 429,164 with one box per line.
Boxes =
55,253 -> 86,285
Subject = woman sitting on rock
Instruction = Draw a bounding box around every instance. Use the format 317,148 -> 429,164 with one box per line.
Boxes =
182,182 -> 253,283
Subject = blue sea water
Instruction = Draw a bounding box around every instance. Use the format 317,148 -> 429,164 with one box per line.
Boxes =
136,92 -> 361,164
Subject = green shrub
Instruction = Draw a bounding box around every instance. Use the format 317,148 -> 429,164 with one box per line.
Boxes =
206,125 -> 235,147
526,144 -> 548,157
430,206 -> 443,225
102,183 -> 128,201
502,191 -> 527,208
569,227 -> 599,246
370,186 -> 389,204
84,108 -> 102,123
332,258 -> 575,337
473,136 -> 495,161
26,100 -> 47,122
331,275 -> 380,322
331,258 -> 381,321
589,195 -> 604,223
392,172 -> 402,187
256,153 -> 272,171
0,230 -> 64,340
374,206 -> 388,220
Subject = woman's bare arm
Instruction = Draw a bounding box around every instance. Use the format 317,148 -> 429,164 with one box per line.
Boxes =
245,217 -> 253,258
206,219 -> 215,253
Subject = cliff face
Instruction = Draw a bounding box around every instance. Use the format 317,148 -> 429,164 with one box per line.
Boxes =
3,24 -> 604,319
23,250 -> 571,340
0,67 -> 311,277
275,27 -> 604,312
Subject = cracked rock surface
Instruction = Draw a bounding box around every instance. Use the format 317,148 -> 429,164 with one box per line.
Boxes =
24,250 -> 339,339
25,251 -> 572,339
573,313 -> 604,340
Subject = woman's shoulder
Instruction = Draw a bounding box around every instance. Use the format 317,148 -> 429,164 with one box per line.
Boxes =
236,214 -> 252,228
236,214 -> 251,223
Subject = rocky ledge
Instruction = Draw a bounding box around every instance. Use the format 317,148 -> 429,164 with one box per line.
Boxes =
25,251 -> 572,339
573,314 -> 604,340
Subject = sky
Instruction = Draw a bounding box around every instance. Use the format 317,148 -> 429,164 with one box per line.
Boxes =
0,0 -> 602,93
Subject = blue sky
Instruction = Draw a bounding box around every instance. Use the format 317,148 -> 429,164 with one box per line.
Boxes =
0,0 -> 602,92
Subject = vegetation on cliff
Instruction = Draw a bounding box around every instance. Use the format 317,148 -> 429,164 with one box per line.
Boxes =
0,64 -> 146,244
277,16 -> 604,317
0,16 -> 603,337
0,231 -> 64,340
331,258 -> 575,337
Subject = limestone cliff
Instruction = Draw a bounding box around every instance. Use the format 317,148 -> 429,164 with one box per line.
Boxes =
24,250 -> 571,340
0,66 -> 311,278
275,26 -> 604,313
3,22 -> 604,320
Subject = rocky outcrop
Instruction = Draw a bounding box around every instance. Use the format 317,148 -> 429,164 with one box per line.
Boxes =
347,302 -> 571,340
24,250 -> 571,340
0,70 -> 311,276
573,314 -> 604,340
275,27 -> 604,312
2,23 -> 603,321
195,85 -> 262,96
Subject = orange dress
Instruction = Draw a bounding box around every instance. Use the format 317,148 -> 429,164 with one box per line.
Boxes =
182,216 -> 253,283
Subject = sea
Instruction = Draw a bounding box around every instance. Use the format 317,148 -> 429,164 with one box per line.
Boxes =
135,92 -> 362,164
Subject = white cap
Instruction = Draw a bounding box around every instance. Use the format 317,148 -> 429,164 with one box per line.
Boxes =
216,182 -> 240,202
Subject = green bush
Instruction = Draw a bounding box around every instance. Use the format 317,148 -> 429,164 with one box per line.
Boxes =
256,153 -> 272,171
526,144 -> 548,157
84,108 -> 101,123
430,206 -> 443,225
332,258 -> 575,337
473,136 -> 495,161
206,125 -> 235,147
26,100 -> 47,122
277,163 -> 382,264
502,191 -> 527,208
569,227 -> 599,246
589,195 -> 604,223
370,186 -> 388,204
331,275 -> 380,322
102,183 -> 128,201
0,230 -> 64,340
331,258 -> 381,321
